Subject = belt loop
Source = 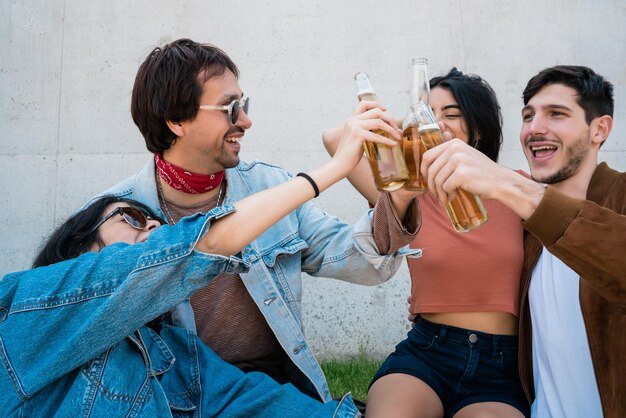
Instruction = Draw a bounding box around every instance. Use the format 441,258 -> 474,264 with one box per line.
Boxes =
492,335 -> 499,357
438,325 -> 447,343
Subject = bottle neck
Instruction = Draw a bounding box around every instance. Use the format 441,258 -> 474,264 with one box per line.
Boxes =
355,72 -> 378,101
358,91 -> 378,102
410,101 -> 438,128
410,59 -> 430,106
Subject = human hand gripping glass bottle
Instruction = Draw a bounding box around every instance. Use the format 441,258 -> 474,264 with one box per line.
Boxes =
354,72 -> 409,192
410,58 -> 487,232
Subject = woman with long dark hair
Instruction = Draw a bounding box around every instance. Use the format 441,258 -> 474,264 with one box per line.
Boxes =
324,68 -> 528,418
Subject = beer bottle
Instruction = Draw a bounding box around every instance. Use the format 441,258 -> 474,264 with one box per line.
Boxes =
410,59 -> 488,232
354,72 -> 409,192
401,58 -> 430,191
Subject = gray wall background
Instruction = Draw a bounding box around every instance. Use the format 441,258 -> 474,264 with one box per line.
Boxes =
2,0 -> 625,359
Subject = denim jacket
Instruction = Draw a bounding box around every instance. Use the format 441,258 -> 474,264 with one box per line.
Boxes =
0,206 -> 362,417
87,159 -> 412,401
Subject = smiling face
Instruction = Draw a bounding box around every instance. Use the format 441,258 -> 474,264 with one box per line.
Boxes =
520,83 -> 600,188
165,69 -> 252,174
89,203 -> 162,252
430,86 -> 470,143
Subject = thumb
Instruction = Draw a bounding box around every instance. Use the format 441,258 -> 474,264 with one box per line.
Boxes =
437,122 -> 453,142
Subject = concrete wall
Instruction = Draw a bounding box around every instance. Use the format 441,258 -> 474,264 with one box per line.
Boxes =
2,0 -> 625,359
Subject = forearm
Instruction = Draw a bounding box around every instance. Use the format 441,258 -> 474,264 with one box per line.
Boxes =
421,139 -> 545,220
197,159 -> 347,256
388,190 -> 420,223
524,187 -> 626,300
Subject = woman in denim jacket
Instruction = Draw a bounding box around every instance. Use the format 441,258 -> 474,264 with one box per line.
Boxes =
0,109 -> 404,417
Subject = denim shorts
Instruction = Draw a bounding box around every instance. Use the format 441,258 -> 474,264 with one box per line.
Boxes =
371,317 -> 529,417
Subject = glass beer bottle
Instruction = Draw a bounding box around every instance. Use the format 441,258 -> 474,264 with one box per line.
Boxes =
411,102 -> 488,232
401,58 -> 430,191
354,72 -> 409,192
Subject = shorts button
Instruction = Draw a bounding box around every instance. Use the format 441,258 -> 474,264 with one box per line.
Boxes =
468,333 -> 478,343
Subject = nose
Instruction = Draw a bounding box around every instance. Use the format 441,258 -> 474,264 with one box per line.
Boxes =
527,114 -> 548,137
146,219 -> 162,230
236,107 -> 252,129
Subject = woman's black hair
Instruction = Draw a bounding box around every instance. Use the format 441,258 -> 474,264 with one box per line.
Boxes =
32,195 -> 161,268
430,68 -> 503,162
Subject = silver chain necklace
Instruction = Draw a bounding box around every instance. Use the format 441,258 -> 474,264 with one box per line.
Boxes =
156,171 -> 225,225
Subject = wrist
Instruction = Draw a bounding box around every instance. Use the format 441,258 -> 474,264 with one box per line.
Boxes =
497,172 -> 545,220
296,173 -> 320,198
303,159 -> 349,197
388,191 -> 415,222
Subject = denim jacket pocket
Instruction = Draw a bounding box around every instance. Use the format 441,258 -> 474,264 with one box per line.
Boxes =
250,234 -> 308,314
157,325 -> 202,412
79,328 -> 174,413
258,234 -> 309,267
134,326 -> 175,376
80,343 -> 153,414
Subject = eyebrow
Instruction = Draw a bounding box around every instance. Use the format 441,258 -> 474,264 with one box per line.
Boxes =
217,92 -> 244,103
522,104 -> 573,113
442,104 -> 461,111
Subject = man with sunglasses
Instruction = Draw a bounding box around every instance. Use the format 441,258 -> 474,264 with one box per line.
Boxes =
85,37 -> 421,405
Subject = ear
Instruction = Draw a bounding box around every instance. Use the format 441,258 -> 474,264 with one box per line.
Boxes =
166,120 -> 185,138
590,115 -> 612,146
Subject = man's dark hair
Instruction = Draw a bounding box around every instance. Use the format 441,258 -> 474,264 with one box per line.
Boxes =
131,38 -> 239,154
33,196 -> 160,268
430,68 -> 503,162
523,65 -> 614,124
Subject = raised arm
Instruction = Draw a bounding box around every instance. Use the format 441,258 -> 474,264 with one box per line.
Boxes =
197,101 -> 402,255
421,139 -> 626,300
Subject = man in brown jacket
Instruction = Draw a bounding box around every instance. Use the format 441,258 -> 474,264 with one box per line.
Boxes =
420,65 -> 625,417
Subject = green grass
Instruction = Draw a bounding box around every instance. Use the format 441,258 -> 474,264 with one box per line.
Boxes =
320,354 -> 383,402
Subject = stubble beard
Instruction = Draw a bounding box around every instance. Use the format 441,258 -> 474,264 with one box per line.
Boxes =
531,133 -> 591,185
214,146 -> 241,170
217,127 -> 244,169
218,155 -> 240,170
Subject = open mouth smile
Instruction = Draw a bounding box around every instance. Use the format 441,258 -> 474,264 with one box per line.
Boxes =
224,135 -> 242,144
530,144 -> 558,158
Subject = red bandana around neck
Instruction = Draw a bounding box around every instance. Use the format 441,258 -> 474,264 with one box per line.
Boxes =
154,153 -> 224,194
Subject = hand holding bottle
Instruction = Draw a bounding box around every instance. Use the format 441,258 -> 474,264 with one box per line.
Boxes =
330,101 -> 403,179
420,138 -> 522,205
355,72 -> 410,192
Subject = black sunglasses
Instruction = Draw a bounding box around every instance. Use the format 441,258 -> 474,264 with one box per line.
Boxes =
199,96 -> 250,126
88,206 -> 164,235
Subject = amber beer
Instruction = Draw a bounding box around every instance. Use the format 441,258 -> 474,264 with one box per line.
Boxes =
402,109 -> 428,192
401,121 -> 428,191
419,123 -> 488,232
355,73 -> 408,192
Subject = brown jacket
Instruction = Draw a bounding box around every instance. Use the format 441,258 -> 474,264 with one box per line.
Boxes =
518,162 -> 626,417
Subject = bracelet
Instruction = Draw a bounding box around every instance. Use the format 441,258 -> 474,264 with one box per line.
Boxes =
296,172 -> 320,198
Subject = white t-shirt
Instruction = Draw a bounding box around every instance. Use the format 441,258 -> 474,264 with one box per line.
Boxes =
529,248 -> 602,418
